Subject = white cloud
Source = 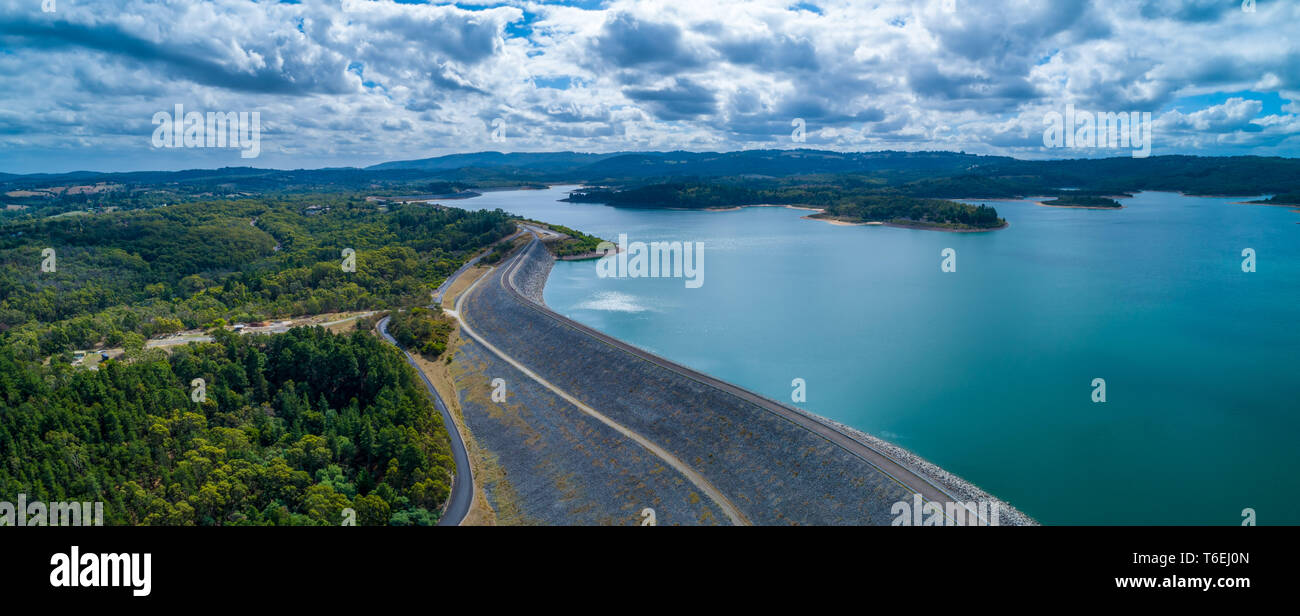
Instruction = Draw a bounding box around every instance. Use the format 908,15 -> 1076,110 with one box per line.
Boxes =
0,0 -> 1296,172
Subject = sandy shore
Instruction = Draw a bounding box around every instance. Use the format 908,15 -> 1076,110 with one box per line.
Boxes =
886,220 -> 1008,232
800,213 -> 1008,232
810,217 -> 875,227
1033,200 -> 1125,210
688,202 -> 1008,232
1180,192 -> 1266,198
743,203 -> 823,212
674,203 -> 825,213
1233,199 -> 1300,208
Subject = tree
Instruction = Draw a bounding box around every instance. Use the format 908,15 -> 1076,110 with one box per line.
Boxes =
353,493 -> 391,526
0,324 -> 456,525
301,484 -> 351,525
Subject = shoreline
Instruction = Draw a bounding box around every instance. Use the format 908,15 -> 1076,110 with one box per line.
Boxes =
691,203 -> 824,213
1033,200 -> 1125,210
555,249 -> 611,261
526,241 -> 1034,524
1233,199 -> 1300,208
678,202 -> 1011,233
802,212 -> 1009,232
1179,191 -> 1272,198
820,415 -> 1037,526
1222,197 -> 1300,219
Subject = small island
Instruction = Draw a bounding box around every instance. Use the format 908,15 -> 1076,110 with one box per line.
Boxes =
1247,192 -> 1300,206
810,196 -> 1006,230
565,182 -> 1007,231
1038,195 -> 1123,209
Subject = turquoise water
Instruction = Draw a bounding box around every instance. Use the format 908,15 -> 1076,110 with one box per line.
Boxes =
460,186 -> 1300,525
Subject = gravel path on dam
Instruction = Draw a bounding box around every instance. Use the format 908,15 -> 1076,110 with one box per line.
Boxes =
451,335 -> 728,525
462,241 -> 922,525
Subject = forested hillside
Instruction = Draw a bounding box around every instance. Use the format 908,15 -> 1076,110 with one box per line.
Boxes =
0,191 -> 519,525
385,307 -> 455,360
0,327 -> 453,525
565,182 -> 1007,230
0,195 -> 514,359
818,197 -> 1004,229
1040,195 -> 1124,208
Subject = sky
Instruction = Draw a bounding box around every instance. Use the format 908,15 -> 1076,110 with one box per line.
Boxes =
0,0 -> 1297,174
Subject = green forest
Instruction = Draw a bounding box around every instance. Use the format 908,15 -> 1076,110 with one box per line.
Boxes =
1040,195 -> 1124,208
385,307 -> 456,360
817,197 -> 1005,229
566,182 -> 1006,230
2,151 -> 1294,526
0,326 -> 453,525
0,195 -> 514,360
0,192 -> 521,524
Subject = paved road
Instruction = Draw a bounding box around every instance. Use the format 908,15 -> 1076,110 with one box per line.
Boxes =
451,265 -> 750,526
377,316 -> 473,527
370,227 -> 529,526
519,223 -> 564,241
430,223 -> 985,525
477,234 -> 986,525
432,227 -> 527,304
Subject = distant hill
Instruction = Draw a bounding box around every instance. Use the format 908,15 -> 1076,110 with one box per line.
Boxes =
573,149 -> 1012,180
367,151 -> 621,173
0,166 -> 474,193
365,149 -> 1020,180
4,150 -> 1299,199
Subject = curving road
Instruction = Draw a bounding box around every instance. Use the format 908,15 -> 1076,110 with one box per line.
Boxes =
378,316 -> 473,526
451,260 -> 750,525
460,231 -> 991,525
432,227 -> 527,305
374,225 -> 531,526
390,222 -> 992,525
496,240 -> 977,522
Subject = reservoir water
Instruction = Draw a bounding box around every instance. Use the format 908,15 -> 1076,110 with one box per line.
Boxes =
459,186 -> 1300,524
